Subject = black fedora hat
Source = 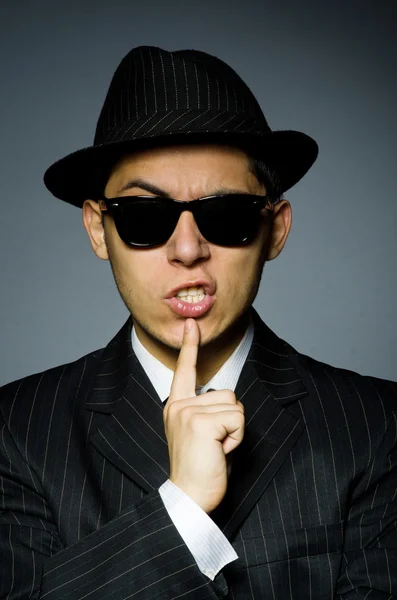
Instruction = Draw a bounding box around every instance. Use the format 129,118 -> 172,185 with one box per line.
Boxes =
44,46 -> 318,208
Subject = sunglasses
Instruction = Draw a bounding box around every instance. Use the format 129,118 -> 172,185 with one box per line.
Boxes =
98,193 -> 274,248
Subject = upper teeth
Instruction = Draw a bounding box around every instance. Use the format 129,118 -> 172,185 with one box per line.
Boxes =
176,286 -> 205,302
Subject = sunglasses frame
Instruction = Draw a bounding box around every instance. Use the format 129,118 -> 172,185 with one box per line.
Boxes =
98,193 -> 274,248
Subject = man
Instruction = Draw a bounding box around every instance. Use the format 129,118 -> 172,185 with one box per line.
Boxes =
0,46 -> 396,600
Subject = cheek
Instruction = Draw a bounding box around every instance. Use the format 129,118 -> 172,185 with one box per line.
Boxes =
119,253 -> 161,290
105,230 -> 160,294
215,244 -> 264,292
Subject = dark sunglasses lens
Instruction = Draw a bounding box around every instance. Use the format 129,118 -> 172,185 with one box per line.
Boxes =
114,199 -> 177,247
197,196 -> 262,245
110,195 -> 264,247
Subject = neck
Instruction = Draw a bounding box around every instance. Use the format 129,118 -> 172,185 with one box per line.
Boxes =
195,313 -> 250,384
133,312 -> 251,386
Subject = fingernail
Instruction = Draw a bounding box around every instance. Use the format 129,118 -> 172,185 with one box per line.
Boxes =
185,319 -> 192,332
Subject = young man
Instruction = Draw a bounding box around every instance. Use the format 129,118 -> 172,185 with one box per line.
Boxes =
1,46 -> 396,599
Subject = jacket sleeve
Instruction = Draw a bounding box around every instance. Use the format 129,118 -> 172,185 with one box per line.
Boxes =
0,410 -> 228,600
335,410 -> 397,599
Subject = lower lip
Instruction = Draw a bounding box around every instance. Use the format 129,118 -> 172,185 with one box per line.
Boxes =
165,294 -> 215,318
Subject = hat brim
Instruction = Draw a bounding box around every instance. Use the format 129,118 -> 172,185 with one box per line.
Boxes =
44,129 -> 318,207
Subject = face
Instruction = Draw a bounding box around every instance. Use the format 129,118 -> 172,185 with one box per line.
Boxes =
83,144 -> 291,371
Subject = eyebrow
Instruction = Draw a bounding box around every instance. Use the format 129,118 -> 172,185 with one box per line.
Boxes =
117,178 -> 170,197
116,178 -> 253,197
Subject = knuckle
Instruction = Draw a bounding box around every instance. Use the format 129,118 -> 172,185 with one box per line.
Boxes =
179,404 -> 194,423
190,412 -> 205,432
165,400 -> 178,419
226,389 -> 237,403
237,406 -> 245,418
210,389 -> 236,404
233,411 -> 245,427
166,399 -> 189,422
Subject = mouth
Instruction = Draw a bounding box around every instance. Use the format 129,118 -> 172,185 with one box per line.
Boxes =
165,280 -> 216,299
164,281 -> 216,318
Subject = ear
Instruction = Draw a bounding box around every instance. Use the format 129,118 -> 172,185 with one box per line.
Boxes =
265,199 -> 292,261
82,199 -> 109,260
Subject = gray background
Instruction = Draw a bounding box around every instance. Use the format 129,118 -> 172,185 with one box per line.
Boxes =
1,0 -> 396,386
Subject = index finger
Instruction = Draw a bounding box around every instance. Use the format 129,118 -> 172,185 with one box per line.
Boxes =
169,318 -> 200,402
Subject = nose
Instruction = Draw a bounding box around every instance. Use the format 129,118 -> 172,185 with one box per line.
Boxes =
166,210 -> 210,266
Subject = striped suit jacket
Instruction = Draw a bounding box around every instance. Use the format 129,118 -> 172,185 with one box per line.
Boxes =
1,308 -> 396,599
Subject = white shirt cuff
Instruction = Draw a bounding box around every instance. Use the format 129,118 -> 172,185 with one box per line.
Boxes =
158,479 -> 238,580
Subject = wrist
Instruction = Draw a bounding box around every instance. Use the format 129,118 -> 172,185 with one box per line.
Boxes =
169,477 -> 223,513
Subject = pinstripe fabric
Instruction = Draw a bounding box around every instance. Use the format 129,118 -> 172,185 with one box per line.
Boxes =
96,47 -> 267,145
1,308 -> 396,599
43,46 -> 318,207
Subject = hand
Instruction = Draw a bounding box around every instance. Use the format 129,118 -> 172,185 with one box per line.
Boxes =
163,318 -> 245,514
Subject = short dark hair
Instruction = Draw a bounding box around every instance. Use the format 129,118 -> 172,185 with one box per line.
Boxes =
248,157 -> 282,203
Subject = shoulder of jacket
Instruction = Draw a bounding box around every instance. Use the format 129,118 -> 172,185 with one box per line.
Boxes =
290,349 -> 397,418
0,347 -> 105,420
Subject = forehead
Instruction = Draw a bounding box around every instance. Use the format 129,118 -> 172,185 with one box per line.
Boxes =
105,143 -> 259,197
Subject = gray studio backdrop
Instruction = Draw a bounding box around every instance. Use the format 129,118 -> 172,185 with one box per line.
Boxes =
1,0 -> 396,386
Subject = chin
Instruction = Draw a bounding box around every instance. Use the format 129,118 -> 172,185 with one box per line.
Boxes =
158,317 -> 214,349
149,319 -> 185,350
166,324 -> 187,349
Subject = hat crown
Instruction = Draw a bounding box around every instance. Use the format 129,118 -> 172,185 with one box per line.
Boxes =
44,45 -> 318,207
94,46 -> 270,145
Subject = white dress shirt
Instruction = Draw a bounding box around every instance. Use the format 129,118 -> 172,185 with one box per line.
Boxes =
131,316 -> 254,580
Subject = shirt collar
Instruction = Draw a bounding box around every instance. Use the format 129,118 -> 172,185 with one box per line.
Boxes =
131,316 -> 254,402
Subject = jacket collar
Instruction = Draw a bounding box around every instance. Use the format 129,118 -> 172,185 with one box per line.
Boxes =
85,308 -> 306,412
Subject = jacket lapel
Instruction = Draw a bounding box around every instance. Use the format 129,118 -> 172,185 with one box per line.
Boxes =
84,310 -> 309,542
210,309 -> 308,540
84,318 -> 170,493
